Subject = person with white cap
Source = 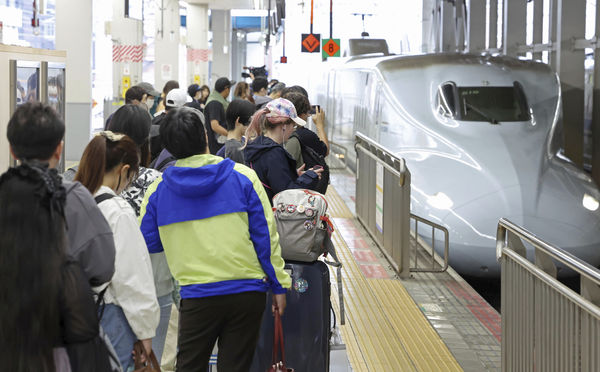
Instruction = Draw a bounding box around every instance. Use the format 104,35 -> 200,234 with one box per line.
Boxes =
150,88 -> 192,162
243,98 -> 323,202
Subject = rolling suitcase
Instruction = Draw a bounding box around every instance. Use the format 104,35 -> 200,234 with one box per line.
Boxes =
251,260 -> 331,372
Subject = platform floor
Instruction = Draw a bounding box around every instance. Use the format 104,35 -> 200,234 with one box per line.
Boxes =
328,170 -> 501,372
158,169 -> 501,372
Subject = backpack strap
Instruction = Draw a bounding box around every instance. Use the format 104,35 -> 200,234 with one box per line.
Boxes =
322,235 -> 345,325
155,155 -> 176,171
94,193 -> 115,205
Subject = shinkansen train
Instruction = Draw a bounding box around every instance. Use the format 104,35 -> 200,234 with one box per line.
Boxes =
316,51 -> 600,278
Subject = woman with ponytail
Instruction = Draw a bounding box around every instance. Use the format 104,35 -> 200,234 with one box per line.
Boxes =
75,131 -> 159,370
243,98 -> 323,202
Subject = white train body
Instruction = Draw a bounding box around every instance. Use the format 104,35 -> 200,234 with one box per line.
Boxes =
319,53 -> 600,278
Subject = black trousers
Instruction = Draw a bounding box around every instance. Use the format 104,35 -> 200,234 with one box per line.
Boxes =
176,291 -> 266,372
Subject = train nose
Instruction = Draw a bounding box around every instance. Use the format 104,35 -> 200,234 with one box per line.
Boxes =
444,185 -> 600,277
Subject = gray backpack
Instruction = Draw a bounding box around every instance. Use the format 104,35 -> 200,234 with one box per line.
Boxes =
272,189 -> 345,324
272,189 -> 333,262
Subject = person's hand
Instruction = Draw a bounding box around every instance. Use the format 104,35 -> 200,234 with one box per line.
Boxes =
309,166 -> 324,179
272,293 -> 287,315
133,338 -> 152,364
297,164 -> 306,177
312,106 -> 325,127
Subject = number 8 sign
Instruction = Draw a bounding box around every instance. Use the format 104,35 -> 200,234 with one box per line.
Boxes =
322,38 -> 341,58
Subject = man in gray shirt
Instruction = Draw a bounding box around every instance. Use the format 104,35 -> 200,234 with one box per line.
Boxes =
7,102 -> 115,287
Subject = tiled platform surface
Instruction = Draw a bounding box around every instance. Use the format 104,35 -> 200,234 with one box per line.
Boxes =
328,170 -> 501,371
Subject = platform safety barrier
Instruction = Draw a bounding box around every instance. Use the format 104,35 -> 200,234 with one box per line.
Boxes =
354,132 -> 411,278
496,218 -> 600,372
410,213 -> 449,273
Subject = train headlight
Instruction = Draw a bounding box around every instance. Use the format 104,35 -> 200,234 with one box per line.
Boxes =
583,193 -> 599,211
427,192 -> 453,210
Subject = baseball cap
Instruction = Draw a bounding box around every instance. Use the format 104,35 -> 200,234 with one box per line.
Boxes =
187,84 -> 202,98
214,77 -> 236,93
165,88 -> 192,108
135,82 -> 160,97
266,98 -> 306,127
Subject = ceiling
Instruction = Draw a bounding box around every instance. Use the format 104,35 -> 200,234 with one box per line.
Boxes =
185,0 -> 266,10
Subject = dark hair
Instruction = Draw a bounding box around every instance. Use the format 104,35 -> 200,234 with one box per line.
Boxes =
199,85 -> 210,104
163,80 -> 180,95
251,77 -> 269,93
187,84 -> 200,98
0,163 -> 66,371
233,82 -> 250,99
282,92 -> 310,116
75,132 -> 140,195
107,104 -> 152,167
125,85 -> 146,104
281,85 -> 309,98
7,102 -> 65,161
226,99 -> 256,131
160,107 -> 207,159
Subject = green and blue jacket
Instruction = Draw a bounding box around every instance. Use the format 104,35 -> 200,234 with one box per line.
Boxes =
139,154 -> 291,299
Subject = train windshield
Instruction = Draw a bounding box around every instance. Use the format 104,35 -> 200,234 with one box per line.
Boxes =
438,82 -> 531,123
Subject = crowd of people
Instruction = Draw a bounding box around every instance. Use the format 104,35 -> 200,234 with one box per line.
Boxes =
0,72 -> 331,372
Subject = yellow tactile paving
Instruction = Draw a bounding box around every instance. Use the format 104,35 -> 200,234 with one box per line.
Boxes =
369,279 -> 463,371
326,186 -> 463,372
325,186 -> 354,218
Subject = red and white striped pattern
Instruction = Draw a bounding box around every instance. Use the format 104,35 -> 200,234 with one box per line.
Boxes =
187,48 -> 212,62
112,44 -> 145,63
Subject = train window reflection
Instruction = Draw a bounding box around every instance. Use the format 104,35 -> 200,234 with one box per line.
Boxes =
457,83 -> 530,122
437,82 -> 457,117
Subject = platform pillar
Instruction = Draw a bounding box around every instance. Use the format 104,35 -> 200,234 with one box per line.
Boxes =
55,0 -> 93,162
155,0 -> 181,92
556,0 -> 586,167
503,0 -> 526,57
211,9 -> 232,82
110,0 -> 144,98
467,0 -> 486,53
186,3 -> 209,87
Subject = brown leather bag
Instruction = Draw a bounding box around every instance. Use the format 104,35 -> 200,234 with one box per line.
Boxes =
133,341 -> 161,372
267,307 -> 294,372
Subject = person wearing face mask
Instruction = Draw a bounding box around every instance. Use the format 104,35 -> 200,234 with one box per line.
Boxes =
74,131 -> 160,370
243,98 -> 323,203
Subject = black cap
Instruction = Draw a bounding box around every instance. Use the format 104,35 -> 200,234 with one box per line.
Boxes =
187,84 -> 202,98
215,77 -> 236,93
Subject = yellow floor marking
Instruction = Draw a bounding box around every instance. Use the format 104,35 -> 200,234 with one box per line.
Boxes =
327,186 -> 463,372
326,186 -> 354,218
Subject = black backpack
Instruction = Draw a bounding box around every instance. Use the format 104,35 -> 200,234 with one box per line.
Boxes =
291,133 -> 330,194
61,259 -> 121,372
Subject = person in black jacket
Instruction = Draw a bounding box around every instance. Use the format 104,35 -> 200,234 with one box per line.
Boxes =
0,162 -> 112,371
243,98 -> 323,202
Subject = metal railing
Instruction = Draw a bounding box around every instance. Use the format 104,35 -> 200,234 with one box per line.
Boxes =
496,218 -> 600,372
354,132 -> 411,278
410,213 -> 449,272
326,141 -> 348,170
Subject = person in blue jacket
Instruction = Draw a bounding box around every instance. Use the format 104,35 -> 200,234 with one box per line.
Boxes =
243,98 -> 323,202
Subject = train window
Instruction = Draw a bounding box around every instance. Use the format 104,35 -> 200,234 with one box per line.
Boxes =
457,82 -> 531,123
437,82 -> 457,117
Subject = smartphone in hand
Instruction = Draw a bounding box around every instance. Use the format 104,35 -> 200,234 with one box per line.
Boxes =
309,105 -> 320,115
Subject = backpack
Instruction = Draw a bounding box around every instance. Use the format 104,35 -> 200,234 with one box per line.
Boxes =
291,133 -> 330,194
272,189 -> 334,262
272,188 -> 345,325
61,259 -> 122,372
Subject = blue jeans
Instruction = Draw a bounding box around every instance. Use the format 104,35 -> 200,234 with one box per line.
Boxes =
153,293 -> 173,363
100,304 -> 137,370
